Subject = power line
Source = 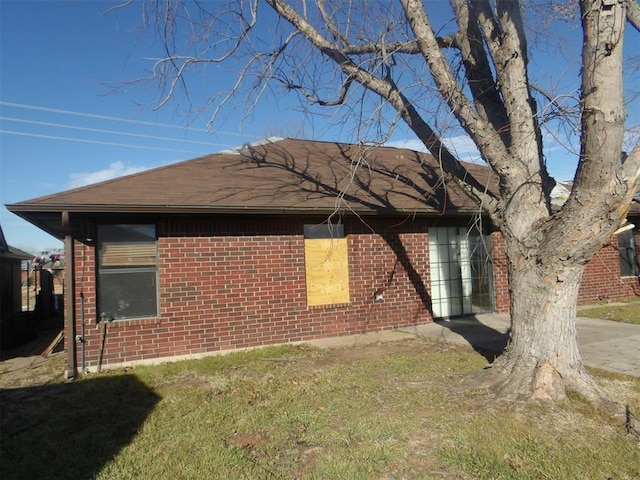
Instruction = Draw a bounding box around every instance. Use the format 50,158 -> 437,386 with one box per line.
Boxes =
0,130 -> 208,154
0,101 -> 256,138
0,116 -> 232,147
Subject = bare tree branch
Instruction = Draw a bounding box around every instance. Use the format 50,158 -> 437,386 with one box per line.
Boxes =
102,0 -> 134,16
317,0 -> 348,47
399,0 -> 516,205
474,0 -> 544,176
627,0 -> 640,32
266,0 -> 502,218
283,77 -> 354,106
120,0 -> 640,404
340,35 -> 458,55
449,0 -> 509,140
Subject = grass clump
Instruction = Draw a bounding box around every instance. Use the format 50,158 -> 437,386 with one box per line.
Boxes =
2,340 -> 639,479
436,408 -> 639,480
578,297 -> 640,324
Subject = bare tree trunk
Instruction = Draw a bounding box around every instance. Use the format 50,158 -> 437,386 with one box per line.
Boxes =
479,0 -> 634,405
121,0 -> 640,406
488,237 -> 606,403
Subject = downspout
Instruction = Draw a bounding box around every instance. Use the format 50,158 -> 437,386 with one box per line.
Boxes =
62,211 -> 77,379
79,292 -> 86,374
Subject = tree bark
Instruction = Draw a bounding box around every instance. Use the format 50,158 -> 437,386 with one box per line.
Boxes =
127,0 -> 640,406
480,0 -> 634,405
487,236 -> 607,404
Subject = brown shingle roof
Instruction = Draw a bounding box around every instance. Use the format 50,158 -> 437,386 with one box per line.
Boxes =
7,138 -> 497,238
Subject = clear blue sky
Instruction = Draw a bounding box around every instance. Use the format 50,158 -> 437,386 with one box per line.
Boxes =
1,1 -> 638,254
0,1 -> 270,254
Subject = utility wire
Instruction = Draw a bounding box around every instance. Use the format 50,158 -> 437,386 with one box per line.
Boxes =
0,101 -> 256,138
0,116 -> 232,147
0,130 -> 207,154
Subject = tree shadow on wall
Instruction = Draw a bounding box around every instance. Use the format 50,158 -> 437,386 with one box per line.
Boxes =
380,230 -> 432,313
231,140 -> 488,313
229,140 -> 499,322
1,375 -> 160,480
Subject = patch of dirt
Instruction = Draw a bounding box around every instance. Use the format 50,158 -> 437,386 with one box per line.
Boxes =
308,338 -> 437,367
0,319 -> 66,389
0,337 -> 446,389
225,432 -> 268,449
0,353 -> 66,389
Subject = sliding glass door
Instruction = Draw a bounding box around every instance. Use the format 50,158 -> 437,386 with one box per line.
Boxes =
428,227 -> 494,318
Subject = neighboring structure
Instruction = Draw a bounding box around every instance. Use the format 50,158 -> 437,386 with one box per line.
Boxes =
27,252 -> 65,323
0,225 -> 34,348
6,138 -> 640,375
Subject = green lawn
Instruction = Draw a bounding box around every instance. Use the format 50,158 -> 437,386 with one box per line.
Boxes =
578,297 -> 640,324
2,340 -> 639,480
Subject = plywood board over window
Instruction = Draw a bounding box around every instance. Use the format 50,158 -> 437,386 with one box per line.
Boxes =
303,224 -> 350,306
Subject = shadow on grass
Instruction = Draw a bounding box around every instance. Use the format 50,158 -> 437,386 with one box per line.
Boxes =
434,314 -> 510,363
1,374 -> 160,480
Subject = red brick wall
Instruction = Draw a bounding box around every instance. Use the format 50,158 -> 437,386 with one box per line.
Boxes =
68,218 -> 639,370
489,230 -> 640,314
489,232 -> 510,314
71,216 -> 437,369
578,232 -> 640,304
64,240 -> 97,360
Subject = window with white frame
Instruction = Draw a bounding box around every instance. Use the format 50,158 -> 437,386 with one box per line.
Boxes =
618,229 -> 639,277
97,224 -> 158,320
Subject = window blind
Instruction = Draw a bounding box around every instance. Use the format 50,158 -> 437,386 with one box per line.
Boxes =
100,242 -> 157,267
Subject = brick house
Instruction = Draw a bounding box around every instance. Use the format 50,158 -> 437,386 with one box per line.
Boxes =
6,138 -> 639,376
1,224 -> 34,347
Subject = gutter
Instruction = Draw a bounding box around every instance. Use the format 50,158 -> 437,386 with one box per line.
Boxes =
6,200 -> 485,242
6,202 -> 478,215
62,211 -> 77,379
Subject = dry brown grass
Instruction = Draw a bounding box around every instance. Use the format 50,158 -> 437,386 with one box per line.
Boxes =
2,339 -> 638,480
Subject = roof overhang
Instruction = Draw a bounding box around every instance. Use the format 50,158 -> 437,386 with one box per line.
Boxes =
6,203 -> 478,240
5,139 -> 502,240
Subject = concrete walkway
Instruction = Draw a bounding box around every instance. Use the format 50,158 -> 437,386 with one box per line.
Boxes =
308,312 -> 640,377
395,313 -> 640,377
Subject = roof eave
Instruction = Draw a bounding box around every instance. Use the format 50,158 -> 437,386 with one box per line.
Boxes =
6,202 -> 480,241
7,202 -> 479,215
